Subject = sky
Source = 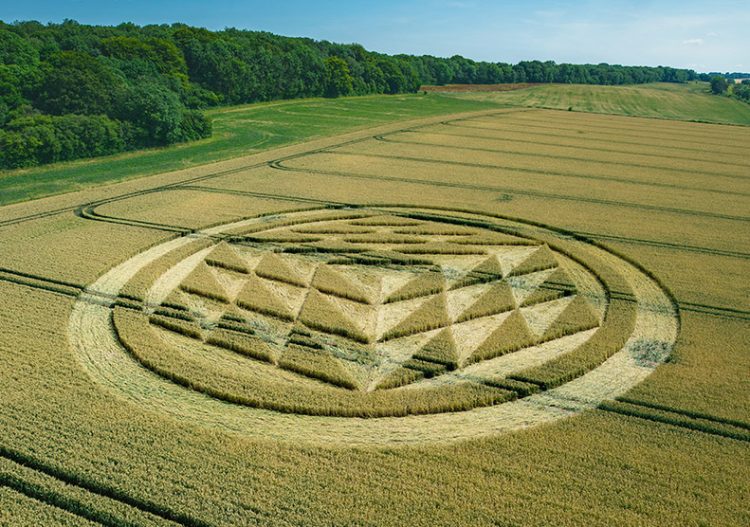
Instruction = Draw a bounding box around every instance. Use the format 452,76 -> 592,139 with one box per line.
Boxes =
2,0 -> 748,72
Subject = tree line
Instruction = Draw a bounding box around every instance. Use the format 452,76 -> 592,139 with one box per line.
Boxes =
0,20 -> 701,169
709,76 -> 750,103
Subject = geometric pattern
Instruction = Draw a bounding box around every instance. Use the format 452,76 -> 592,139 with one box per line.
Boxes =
153,214 -> 601,391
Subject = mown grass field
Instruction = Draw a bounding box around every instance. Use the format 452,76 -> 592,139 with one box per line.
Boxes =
434,81 -> 750,125
0,94 -> 497,207
0,88 -> 748,526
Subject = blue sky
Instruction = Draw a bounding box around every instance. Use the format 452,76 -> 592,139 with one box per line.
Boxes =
2,1 -> 747,72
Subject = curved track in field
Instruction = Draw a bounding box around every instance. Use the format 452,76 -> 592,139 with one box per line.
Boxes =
68,207 -> 679,445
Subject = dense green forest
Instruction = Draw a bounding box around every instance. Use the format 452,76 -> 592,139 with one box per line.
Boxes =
0,20 -> 701,169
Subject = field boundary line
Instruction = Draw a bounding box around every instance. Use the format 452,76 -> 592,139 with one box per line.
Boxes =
0,267 -> 86,291
73,187 -> 352,238
269,157 -> 750,223
0,108 -> 519,227
501,112 -> 750,143
599,400 -> 750,442
373,134 -> 750,190
0,469 -> 182,527
0,446 -> 212,527
178,185 -> 350,207
448,103 -> 750,129
573,232 -> 750,259
0,206 -> 76,228
0,268 -> 203,323
118,185 -> 750,261
442,121 -> 750,160
399,128 -> 750,170
675,301 -> 750,320
0,477 -> 111,527
460,115 -> 750,151
76,203 -> 193,234
614,397 -> 750,430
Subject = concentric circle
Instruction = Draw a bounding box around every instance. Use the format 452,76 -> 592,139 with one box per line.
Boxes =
69,207 -> 678,444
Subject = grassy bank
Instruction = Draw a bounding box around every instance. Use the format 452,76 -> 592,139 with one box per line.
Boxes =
0,94 -> 499,207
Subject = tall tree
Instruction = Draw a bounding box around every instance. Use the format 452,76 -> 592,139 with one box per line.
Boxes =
710,76 -> 729,94
323,56 -> 353,98
35,51 -> 125,115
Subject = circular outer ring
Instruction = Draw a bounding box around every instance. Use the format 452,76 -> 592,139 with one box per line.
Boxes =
69,207 -> 678,445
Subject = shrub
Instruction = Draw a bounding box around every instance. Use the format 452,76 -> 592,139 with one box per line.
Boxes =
0,113 -> 125,168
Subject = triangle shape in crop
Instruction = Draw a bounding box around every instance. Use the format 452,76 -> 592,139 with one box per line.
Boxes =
466,310 -> 536,364
235,274 -> 295,321
312,265 -> 372,304
450,255 -> 505,290
382,293 -> 450,341
541,296 -> 600,341
521,266 -> 577,307
411,328 -> 459,370
278,344 -> 359,390
179,262 -> 230,303
254,253 -> 308,287
457,280 -> 516,322
385,271 -> 445,303
433,254 -> 488,274
508,245 -> 558,277
205,242 -> 249,274
374,366 -> 425,390
298,290 -> 370,344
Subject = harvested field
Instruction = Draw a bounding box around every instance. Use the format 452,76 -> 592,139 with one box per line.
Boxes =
421,83 -> 538,93
1,102 -> 747,526
437,82 -> 750,125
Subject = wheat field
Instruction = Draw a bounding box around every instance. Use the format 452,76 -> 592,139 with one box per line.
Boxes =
0,105 -> 748,526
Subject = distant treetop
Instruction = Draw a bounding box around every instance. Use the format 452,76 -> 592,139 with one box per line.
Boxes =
0,19 -> 702,169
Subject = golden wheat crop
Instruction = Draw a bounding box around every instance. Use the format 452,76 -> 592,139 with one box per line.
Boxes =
1,106 -> 747,526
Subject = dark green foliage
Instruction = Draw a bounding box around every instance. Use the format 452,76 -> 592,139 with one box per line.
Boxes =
732,83 -> 750,103
115,82 -> 183,145
0,114 -> 124,168
0,29 -> 38,66
710,76 -> 729,94
0,19 -> 699,169
34,51 -> 125,116
101,36 -> 187,76
178,109 -> 212,141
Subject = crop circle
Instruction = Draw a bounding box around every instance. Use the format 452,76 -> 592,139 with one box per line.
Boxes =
69,207 -> 678,444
